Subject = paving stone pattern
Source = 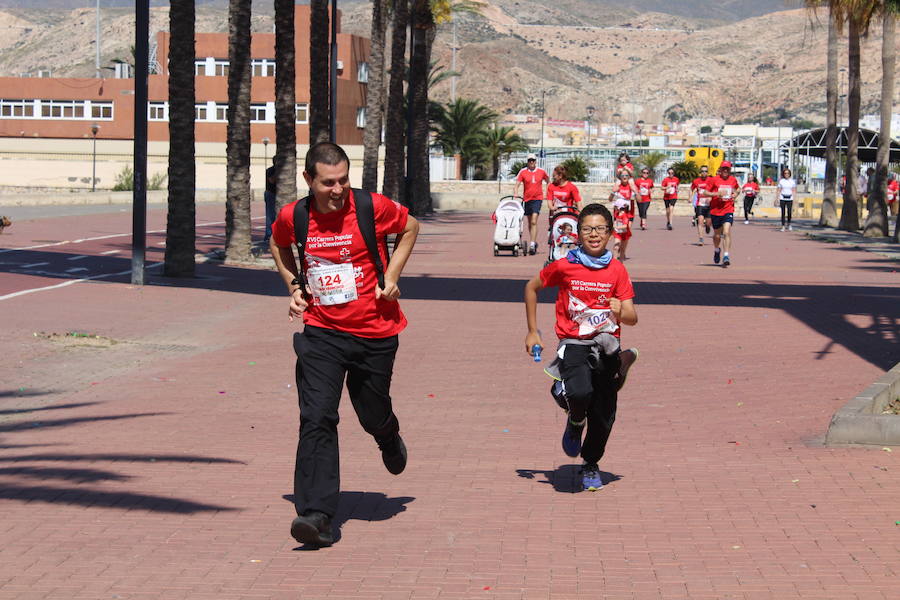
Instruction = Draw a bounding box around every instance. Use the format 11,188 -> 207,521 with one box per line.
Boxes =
0,208 -> 898,599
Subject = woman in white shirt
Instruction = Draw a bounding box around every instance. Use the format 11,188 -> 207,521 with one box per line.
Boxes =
777,168 -> 797,231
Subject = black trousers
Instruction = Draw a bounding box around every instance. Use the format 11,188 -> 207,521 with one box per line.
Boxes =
743,197 -> 755,220
292,325 -> 400,518
559,344 -> 620,465
780,200 -> 793,225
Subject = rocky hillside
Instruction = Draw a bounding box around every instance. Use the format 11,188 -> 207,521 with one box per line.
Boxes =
0,1 -> 893,125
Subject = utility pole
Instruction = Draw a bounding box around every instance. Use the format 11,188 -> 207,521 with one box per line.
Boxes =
95,0 -> 101,78
451,20 -> 457,103
132,0 -> 149,286
329,0 -> 338,142
539,91 -> 545,168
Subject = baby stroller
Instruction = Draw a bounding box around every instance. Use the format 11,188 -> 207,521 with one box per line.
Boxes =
547,208 -> 580,263
492,195 -> 525,256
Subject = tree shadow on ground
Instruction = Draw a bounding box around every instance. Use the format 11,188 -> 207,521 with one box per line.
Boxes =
0,402 -> 100,416
282,491 -> 415,550
516,466 -> 623,494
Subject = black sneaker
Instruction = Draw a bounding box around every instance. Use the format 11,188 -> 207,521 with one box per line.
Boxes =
713,249 -> 720,264
705,222 -> 711,234
666,222 -> 672,230
550,381 -> 567,411
561,416 -> 586,458
377,433 -> 407,475
290,510 -> 333,546
616,348 -> 639,392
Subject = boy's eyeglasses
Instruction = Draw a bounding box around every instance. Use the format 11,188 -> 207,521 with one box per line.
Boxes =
579,225 -> 609,234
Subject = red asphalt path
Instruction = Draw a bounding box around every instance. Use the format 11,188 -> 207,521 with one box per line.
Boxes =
0,207 -> 898,599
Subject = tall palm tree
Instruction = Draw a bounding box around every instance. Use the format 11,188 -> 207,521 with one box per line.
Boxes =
225,0 -> 252,262
406,0 -> 435,216
362,0 -> 388,192
164,0 -> 196,277
479,125 -> 528,180
820,1 -> 840,228
309,0 -> 330,144
865,1 -> 897,238
382,0 -> 409,205
637,151 -> 667,178
274,0 -> 297,209
433,98 -> 496,177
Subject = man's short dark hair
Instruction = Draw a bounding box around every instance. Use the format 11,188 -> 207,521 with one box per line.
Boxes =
305,142 -> 349,178
578,202 -> 612,230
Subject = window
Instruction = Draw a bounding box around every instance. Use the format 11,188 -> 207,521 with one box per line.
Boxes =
194,60 -> 206,76
90,102 -> 113,119
357,61 -> 369,83
148,102 -> 167,121
250,104 -> 268,122
195,104 -> 208,121
196,59 -> 229,76
295,103 -> 308,124
39,100 -> 85,119
215,104 -> 228,122
252,59 -> 275,77
356,107 -> 366,129
0,99 -> 35,118
213,60 -> 229,77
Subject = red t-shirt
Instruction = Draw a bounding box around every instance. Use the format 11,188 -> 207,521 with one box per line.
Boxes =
547,181 -> 581,211
691,177 -> 712,206
661,176 -> 679,200
516,167 -> 549,201
271,190 -> 409,338
540,257 -> 635,340
616,162 -> 635,178
742,182 -> 760,197
634,177 -> 654,203
888,180 -> 899,203
709,175 -> 739,216
612,209 -> 632,241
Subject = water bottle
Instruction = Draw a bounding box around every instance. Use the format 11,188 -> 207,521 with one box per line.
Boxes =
532,344 -> 543,362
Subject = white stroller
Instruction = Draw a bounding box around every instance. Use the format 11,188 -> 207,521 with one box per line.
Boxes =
492,195 -> 525,256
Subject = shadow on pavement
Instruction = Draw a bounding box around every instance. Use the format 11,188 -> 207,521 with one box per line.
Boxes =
0,483 -> 236,513
0,412 -> 170,433
283,491 -> 415,549
0,401 -> 100,415
517,466 -> 623,493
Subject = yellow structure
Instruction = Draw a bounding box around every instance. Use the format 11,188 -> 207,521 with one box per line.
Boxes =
685,147 -> 725,174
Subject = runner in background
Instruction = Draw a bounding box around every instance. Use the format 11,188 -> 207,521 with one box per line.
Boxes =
691,165 -> 712,246
741,174 -> 760,224
615,154 -> 635,180
888,174 -> 899,217
547,165 -> 583,216
661,167 -> 679,230
776,168 -> 797,232
611,170 -> 638,225
633,168 -> 654,230
514,153 -> 550,255
705,161 -> 739,267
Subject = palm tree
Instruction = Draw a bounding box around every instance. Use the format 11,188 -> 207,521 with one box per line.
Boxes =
309,0 -> 330,144
479,125 -> 528,180
225,0 -> 252,262
865,1 -> 897,238
637,151 -> 667,178
670,160 -> 700,184
406,0 -> 435,216
362,0 -> 388,192
164,0 -> 196,277
433,98 -> 496,177
382,0 -> 409,205
274,0 -> 297,209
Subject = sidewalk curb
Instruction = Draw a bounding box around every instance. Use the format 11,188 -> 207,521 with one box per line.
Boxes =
825,362 -> 900,446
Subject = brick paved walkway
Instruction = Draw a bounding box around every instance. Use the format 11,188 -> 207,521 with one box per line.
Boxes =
0,207 -> 898,599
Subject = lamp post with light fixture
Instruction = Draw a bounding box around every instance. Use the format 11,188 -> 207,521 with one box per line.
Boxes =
91,122 -> 99,192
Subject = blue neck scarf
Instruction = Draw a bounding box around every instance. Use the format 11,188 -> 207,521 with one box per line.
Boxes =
567,247 -> 612,269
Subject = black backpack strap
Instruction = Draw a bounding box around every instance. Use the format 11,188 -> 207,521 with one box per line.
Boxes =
292,195 -> 312,300
352,188 -> 386,290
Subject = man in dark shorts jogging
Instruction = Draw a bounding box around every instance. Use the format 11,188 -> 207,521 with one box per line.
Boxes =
270,142 -> 420,546
704,161 -> 738,267
514,153 -> 549,255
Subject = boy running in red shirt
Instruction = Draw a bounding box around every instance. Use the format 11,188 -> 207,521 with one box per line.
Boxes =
661,168 -> 679,230
633,168 -> 654,230
524,203 -> 638,492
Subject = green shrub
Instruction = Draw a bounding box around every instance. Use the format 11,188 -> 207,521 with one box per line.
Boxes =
111,165 -> 167,191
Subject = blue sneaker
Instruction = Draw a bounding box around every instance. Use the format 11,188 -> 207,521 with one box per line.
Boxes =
581,463 -> 603,491
713,248 -> 721,264
561,416 -> 585,457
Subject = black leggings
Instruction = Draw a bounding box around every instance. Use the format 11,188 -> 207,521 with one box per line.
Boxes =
780,200 -> 793,226
743,197 -> 755,220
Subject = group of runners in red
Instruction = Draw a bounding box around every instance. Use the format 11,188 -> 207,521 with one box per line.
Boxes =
515,152 -> 750,267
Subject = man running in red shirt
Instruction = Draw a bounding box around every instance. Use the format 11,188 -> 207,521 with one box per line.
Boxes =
704,161 -> 739,267
270,142 -> 420,547
690,165 -> 712,246
633,168 -> 654,230
661,167 -> 679,230
514,154 -> 550,255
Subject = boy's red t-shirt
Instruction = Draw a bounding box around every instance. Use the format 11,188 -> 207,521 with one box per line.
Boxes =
516,167 -> 549,201
271,190 -> 409,338
634,177 -> 654,202
540,257 -> 635,340
709,175 -> 739,216
547,181 -> 581,211
661,176 -> 679,200
612,209 -> 632,241
691,176 -> 712,206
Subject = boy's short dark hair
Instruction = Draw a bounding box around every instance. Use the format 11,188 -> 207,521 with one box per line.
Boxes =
578,202 -> 612,230
305,142 -> 349,178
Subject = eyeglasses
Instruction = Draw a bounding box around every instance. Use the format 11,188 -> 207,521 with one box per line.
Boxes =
579,225 -> 609,235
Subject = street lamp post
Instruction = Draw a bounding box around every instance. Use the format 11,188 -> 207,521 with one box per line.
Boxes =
585,105 -> 595,149
90,122 -> 99,192
540,91 -> 545,167
612,112 -> 620,146
637,119 -> 645,147
262,136 -> 270,166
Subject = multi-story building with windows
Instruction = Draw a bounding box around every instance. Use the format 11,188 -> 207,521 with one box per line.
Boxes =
0,5 -> 370,146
